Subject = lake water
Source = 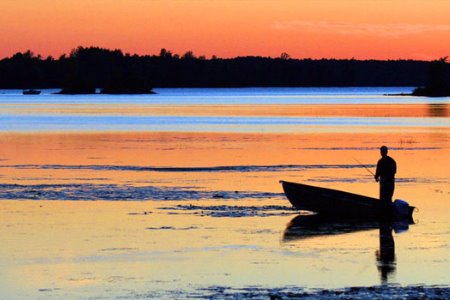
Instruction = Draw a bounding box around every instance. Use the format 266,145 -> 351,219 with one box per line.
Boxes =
0,88 -> 449,299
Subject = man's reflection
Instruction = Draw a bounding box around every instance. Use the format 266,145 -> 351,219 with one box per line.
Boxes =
283,215 -> 412,285
376,222 -> 396,284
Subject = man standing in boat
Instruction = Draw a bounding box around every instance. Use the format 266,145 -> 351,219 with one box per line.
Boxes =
375,146 -> 397,210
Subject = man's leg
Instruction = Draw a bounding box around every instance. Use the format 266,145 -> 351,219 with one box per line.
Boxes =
380,182 -> 393,216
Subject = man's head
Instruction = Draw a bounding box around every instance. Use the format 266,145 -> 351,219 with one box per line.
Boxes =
380,145 -> 388,157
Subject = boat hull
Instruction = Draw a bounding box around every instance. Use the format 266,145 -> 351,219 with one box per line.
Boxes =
280,180 -> 414,219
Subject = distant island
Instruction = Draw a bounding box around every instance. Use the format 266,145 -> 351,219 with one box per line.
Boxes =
384,57 -> 450,97
411,57 -> 450,97
1,46 -> 449,95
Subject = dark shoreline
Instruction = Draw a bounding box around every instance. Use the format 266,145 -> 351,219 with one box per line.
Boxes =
0,46 -> 441,89
3,47 -> 448,96
157,285 -> 450,299
385,90 -> 450,98
384,93 -> 413,96
54,88 -> 156,95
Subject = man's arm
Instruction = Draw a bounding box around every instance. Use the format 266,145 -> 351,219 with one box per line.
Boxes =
393,159 -> 397,176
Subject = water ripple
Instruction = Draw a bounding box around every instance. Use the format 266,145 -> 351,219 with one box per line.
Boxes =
0,183 -> 283,201
3,163 -> 376,173
159,204 -> 295,217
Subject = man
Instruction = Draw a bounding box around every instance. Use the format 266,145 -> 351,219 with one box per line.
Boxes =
375,146 -> 397,210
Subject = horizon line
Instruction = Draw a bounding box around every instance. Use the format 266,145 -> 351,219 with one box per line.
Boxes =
1,45 -> 443,62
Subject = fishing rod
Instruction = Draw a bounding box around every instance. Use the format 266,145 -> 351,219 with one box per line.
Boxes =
353,157 -> 375,177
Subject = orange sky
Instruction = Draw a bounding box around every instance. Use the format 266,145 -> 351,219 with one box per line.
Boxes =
1,0 -> 449,60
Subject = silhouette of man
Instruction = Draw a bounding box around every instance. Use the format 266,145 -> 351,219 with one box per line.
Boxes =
375,146 -> 397,210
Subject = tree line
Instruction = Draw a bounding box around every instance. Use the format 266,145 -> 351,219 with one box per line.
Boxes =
0,46 -> 449,93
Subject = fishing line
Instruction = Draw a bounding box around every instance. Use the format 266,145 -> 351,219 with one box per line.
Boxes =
352,157 -> 375,177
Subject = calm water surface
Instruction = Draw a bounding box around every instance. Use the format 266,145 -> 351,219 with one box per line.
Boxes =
0,88 -> 448,298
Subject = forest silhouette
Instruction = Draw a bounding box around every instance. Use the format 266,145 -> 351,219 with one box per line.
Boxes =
0,46 -> 449,94
412,57 -> 450,97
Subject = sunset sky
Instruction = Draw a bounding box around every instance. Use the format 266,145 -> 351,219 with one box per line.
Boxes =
1,0 -> 449,60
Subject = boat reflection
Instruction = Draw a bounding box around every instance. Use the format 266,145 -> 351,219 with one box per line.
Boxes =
283,214 -> 413,284
283,214 -> 380,241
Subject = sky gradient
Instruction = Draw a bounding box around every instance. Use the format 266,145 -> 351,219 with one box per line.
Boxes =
1,0 -> 449,60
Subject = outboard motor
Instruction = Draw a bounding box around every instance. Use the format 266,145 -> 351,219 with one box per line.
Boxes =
393,198 -> 416,222
393,199 -> 410,216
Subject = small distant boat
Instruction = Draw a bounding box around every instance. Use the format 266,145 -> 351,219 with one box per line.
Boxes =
280,181 -> 415,219
23,89 -> 41,95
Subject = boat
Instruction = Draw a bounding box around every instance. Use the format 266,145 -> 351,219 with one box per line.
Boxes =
280,180 -> 415,219
23,89 -> 41,95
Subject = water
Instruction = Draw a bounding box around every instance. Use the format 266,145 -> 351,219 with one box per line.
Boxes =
1,87 -> 448,133
0,88 -> 449,299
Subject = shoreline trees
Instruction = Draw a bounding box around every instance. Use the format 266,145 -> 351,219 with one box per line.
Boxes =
412,57 -> 450,97
1,46 -> 448,95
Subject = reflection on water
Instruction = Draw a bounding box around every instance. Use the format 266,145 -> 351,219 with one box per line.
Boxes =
1,88 -> 449,133
0,87 -> 448,298
428,103 -> 448,117
377,222 -> 396,284
283,214 -> 413,285
283,214 -> 380,241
